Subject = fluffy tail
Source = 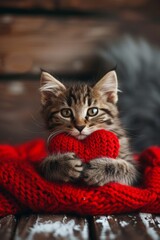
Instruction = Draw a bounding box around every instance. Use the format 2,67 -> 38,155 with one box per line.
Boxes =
99,36 -> 160,152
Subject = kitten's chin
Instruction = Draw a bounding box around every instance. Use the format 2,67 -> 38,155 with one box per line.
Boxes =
76,134 -> 87,140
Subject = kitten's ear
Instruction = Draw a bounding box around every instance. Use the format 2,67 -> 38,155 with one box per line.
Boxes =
93,70 -> 118,104
40,71 -> 66,105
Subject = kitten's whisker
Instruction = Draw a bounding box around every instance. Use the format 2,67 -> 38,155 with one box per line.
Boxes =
29,112 -> 45,129
65,132 -> 72,138
47,129 -> 65,146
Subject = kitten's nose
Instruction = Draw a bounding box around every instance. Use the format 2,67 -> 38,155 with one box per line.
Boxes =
75,125 -> 85,132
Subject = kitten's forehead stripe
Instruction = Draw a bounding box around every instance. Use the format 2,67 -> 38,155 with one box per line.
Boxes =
67,84 -> 92,106
86,86 -> 92,106
67,89 -> 77,106
71,94 -> 77,104
66,94 -> 72,106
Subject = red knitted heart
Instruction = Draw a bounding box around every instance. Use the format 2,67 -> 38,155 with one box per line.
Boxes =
48,130 -> 120,163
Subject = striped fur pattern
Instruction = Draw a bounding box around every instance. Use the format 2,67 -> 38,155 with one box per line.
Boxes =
100,37 -> 160,152
39,71 -> 139,186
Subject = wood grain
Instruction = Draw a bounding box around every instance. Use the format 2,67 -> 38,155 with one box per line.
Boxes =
0,0 -> 55,10
0,80 -> 47,144
60,0 -> 149,11
0,15 -> 159,75
0,0 -> 152,12
0,15 -> 119,75
0,215 -> 17,240
92,214 -> 160,240
1,213 -> 160,239
14,214 -> 89,240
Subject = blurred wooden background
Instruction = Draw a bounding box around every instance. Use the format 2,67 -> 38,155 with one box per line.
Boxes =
0,0 -> 153,11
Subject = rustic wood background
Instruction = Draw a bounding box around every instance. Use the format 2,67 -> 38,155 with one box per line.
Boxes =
0,0 -> 155,10
0,1 -> 160,239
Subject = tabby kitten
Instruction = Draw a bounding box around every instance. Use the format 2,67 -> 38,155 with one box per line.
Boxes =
39,70 -> 139,186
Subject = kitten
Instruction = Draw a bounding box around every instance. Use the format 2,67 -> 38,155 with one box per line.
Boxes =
39,70 -> 139,186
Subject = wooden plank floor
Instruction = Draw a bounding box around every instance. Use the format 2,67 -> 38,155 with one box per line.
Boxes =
14,215 -> 89,240
0,214 -> 160,239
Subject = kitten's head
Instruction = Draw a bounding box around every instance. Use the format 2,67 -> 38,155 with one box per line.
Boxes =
40,70 -> 119,140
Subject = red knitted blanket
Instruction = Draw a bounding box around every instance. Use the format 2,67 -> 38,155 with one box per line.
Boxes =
0,129 -> 160,217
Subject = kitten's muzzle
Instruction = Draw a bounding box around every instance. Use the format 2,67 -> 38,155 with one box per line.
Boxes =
75,125 -> 85,133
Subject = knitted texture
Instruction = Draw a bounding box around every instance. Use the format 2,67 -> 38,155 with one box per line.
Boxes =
49,130 -> 119,162
0,129 -> 160,217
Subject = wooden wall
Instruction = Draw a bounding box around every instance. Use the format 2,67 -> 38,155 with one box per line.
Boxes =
0,0 -> 150,11
0,0 -> 159,76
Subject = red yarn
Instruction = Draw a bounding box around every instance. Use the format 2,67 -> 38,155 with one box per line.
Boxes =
0,129 -> 160,217
49,130 -> 119,162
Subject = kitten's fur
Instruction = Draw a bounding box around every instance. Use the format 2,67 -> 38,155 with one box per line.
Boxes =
99,37 -> 160,152
39,70 -> 138,186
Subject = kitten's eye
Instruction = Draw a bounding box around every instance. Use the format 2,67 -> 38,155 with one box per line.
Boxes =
61,108 -> 72,118
87,107 -> 98,117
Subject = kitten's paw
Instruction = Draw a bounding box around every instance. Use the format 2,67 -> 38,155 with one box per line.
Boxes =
83,158 -> 108,186
64,154 -> 83,181
84,171 -> 106,186
83,158 -> 138,186
40,152 -> 83,182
